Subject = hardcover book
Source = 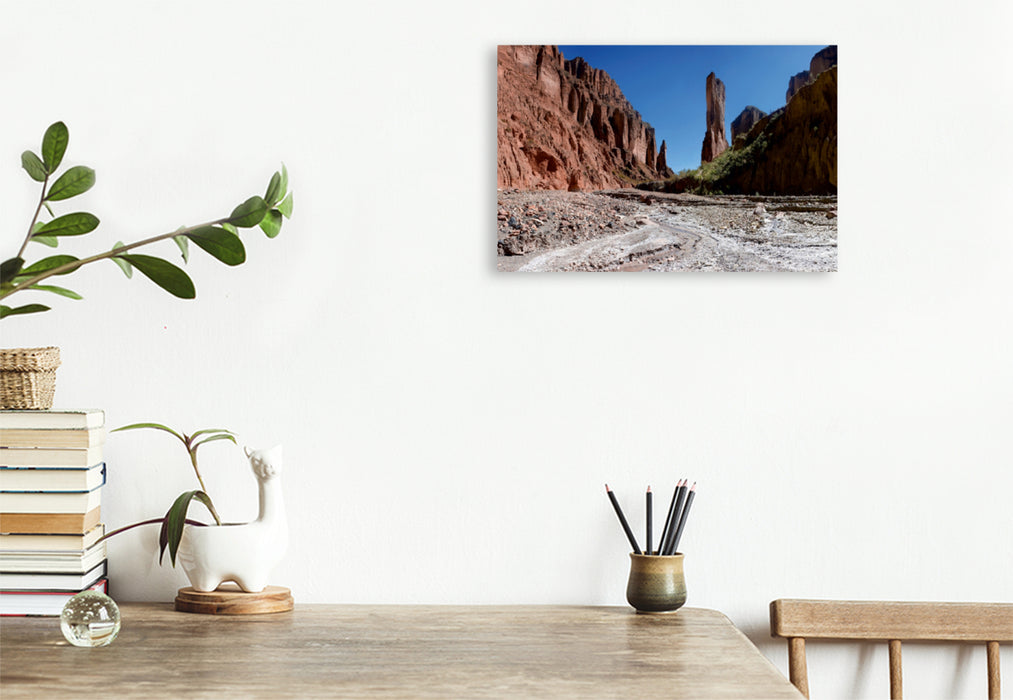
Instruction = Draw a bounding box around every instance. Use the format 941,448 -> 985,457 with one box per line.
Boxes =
0,463 -> 106,493
0,409 -> 104,431
0,506 -> 102,535
0,577 -> 108,616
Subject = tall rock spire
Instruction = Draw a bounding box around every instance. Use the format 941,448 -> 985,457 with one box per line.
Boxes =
701,72 -> 728,163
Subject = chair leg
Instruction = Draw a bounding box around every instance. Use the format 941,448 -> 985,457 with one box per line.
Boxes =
888,639 -> 903,700
788,637 -> 810,698
987,641 -> 1000,700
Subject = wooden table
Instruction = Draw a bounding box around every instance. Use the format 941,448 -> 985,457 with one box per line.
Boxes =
1,605 -> 802,698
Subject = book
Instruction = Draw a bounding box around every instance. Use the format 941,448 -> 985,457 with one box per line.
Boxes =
0,560 -> 106,590
0,426 -> 106,449
0,484 -> 102,513
0,506 -> 101,535
0,409 -> 104,431
0,541 -> 106,573
0,577 -> 108,617
0,524 -> 104,552
1,463 -> 106,493
0,445 -> 104,468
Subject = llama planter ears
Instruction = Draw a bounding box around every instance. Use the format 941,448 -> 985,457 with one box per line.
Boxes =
174,445 -> 293,614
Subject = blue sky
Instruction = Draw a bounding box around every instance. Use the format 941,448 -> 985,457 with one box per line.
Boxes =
557,45 -> 826,173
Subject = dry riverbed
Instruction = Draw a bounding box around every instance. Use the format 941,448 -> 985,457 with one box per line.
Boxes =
497,189 -> 837,272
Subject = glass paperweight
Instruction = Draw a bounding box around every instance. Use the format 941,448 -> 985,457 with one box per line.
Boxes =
60,590 -> 121,647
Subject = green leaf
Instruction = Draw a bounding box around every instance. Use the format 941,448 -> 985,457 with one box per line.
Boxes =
1,304 -> 51,319
18,255 -> 80,277
160,490 -> 220,566
109,242 -> 133,278
192,433 -> 238,452
279,164 -> 289,198
259,209 -> 283,238
277,191 -> 293,219
46,165 -> 95,201
111,422 -> 186,443
189,428 -> 235,439
21,151 -> 47,182
186,226 -> 246,266
264,171 -> 283,206
32,235 -> 59,248
173,235 -> 190,263
118,254 -> 196,299
228,195 -> 268,228
28,284 -> 82,300
0,258 -> 24,285
42,122 -> 69,172
34,212 -> 100,237
221,222 -> 238,236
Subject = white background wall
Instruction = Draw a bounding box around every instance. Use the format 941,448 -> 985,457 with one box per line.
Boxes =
3,1 -> 1011,697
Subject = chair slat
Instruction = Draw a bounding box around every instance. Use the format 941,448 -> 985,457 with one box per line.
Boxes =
771,599 -> 1013,641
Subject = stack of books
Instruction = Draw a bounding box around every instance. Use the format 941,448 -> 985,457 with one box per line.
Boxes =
0,409 -> 109,616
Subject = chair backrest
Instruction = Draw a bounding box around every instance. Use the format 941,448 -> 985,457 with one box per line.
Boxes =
769,599 -> 1013,699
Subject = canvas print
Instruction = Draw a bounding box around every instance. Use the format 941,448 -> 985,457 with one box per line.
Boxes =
497,45 -> 838,272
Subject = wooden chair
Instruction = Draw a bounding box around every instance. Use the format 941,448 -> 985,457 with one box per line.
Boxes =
769,599 -> 1013,699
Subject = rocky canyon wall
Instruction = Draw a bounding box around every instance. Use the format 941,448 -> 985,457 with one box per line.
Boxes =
497,45 -> 665,190
719,57 -> 837,194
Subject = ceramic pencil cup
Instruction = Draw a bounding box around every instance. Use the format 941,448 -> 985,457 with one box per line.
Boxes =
626,553 -> 686,613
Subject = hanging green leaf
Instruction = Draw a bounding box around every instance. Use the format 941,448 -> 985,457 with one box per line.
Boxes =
279,164 -> 289,199
1,258 -> 25,285
21,151 -> 47,182
277,191 -> 294,219
118,254 -> 196,299
228,195 -> 268,228
109,242 -> 133,278
41,122 -> 69,172
18,255 -> 80,277
34,212 -> 100,237
160,490 -> 220,566
28,284 -> 82,300
259,209 -> 283,238
186,226 -> 246,266
46,166 -> 95,201
32,235 -> 59,248
1,303 -> 50,319
264,171 -> 283,206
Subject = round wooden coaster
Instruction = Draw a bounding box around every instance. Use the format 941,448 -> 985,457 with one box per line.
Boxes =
174,583 -> 294,615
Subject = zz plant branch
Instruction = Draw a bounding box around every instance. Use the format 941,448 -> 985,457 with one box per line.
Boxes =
1,121 -> 293,319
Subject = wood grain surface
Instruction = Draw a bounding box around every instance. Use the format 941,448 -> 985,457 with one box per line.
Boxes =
1,604 -> 802,699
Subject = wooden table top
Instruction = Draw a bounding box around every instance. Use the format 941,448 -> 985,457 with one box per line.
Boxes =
1,604 -> 802,698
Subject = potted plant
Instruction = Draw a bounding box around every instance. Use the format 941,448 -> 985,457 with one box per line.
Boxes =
0,121 -> 293,408
100,423 -> 288,595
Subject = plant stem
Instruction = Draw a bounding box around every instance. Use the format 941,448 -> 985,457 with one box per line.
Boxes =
17,175 -> 50,259
95,517 -> 208,545
0,215 -> 231,301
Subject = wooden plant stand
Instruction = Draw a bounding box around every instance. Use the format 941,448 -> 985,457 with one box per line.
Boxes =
174,583 -> 294,615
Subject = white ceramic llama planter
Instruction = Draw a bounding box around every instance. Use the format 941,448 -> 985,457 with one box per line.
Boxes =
177,445 -> 288,593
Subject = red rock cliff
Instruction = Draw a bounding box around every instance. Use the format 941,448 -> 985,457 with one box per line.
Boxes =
700,72 -> 728,163
497,45 -> 664,190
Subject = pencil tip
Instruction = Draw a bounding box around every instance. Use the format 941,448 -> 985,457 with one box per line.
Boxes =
647,485 -> 651,492
604,483 -> 611,491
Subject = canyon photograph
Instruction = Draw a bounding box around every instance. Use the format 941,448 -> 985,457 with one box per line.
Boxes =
497,45 -> 838,272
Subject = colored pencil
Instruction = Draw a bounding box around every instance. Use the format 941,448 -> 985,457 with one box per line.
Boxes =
646,486 -> 653,555
670,482 -> 696,555
605,484 -> 641,554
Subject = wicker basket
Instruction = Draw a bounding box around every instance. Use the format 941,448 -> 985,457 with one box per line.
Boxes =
0,347 -> 61,409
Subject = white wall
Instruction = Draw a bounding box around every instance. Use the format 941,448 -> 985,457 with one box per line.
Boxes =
3,1 -> 1011,697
